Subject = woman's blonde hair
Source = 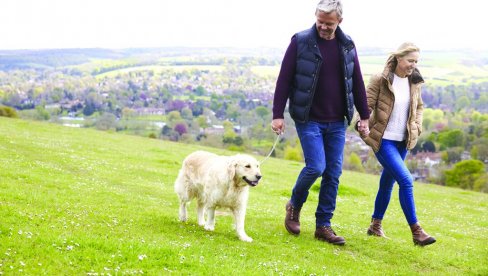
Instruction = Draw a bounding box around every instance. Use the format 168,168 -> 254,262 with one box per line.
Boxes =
386,42 -> 420,70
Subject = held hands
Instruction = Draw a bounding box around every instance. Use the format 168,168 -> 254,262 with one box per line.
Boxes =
358,119 -> 370,137
271,119 -> 285,135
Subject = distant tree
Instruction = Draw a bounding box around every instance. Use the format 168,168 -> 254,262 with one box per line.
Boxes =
161,125 -> 172,136
95,113 -> 117,131
159,86 -> 172,103
196,115 -> 209,130
121,107 -> 135,119
2,90 -> 21,108
181,107 -> 193,121
422,140 -> 436,152
194,85 -> 206,96
127,80 -> 139,92
346,152 -> 365,173
422,117 -> 432,131
191,100 -> 205,117
50,87 -> 64,103
209,94 -> 223,113
284,145 -> 302,162
233,136 -> 244,146
363,151 -> 382,174
455,96 -> 471,111
223,131 -> 237,144
167,111 -> 182,123
35,106 -> 50,120
423,108 -> 445,123
474,95 -> 488,111
406,158 -> 419,173
222,121 -> 237,144
471,138 -> 488,162
434,122 -> 447,132
166,99 -> 186,112
223,120 -> 234,131
174,123 -> 188,136
83,103 -> 96,116
255,106 -> 270,121
83,92 -> 104,116
0,105 -> 18,118
445,160 -> 485,190
438,129 -> 464,149
441,147 -> 463,164
411,142 -> 422,154
226,104 -> 240,121
473,174 -> 488,193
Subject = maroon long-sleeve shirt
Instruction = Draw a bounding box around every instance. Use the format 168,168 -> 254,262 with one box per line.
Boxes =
272,36 -> 370,122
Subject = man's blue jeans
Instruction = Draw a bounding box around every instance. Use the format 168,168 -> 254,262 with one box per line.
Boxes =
291,121 -> 346,227
373,139 -> 418,225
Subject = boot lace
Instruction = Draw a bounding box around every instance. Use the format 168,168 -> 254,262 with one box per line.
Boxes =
289,205 -> 300,221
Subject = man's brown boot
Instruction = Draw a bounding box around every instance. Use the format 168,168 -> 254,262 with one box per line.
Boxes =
314,226 -> 346,245
367,218 -> 387,238
410,223 -> 436,246
285,201 -> 301,235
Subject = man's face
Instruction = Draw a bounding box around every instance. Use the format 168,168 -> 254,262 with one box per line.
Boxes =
315,10 -> 342,40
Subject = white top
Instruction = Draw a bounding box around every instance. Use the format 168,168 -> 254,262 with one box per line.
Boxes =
383,74 -> 411,141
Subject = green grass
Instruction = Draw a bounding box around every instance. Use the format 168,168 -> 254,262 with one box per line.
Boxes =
1,117 -> 487,275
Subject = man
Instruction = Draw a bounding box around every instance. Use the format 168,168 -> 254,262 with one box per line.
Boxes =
271,0 -> 370,245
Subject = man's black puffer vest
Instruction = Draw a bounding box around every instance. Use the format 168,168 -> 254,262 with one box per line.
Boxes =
289,25 -> 357,125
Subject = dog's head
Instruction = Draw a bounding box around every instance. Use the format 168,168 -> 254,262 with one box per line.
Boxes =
228,154 -> 262,187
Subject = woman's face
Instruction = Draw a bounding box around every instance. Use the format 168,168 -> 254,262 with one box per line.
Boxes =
395,51 -> 420,77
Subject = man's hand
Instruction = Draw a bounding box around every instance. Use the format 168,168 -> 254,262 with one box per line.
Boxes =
271,119 -> 285,135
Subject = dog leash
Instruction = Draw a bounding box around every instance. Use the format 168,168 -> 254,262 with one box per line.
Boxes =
259,133 -> 281,165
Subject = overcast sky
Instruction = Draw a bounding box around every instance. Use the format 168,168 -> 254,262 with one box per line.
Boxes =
2,0 -> 487,51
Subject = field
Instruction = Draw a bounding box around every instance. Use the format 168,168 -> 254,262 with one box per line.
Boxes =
95,65 -> 225,79
0,117 -> 487,275
249,51 -> 488,86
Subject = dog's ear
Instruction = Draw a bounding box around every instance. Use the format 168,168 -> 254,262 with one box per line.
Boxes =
227,158 -> 237,180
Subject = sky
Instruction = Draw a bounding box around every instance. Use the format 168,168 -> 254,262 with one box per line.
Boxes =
1,0 -> 487,51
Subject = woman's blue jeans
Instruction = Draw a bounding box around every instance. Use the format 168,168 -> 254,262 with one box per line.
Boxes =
291,121 -> 346,227
373,139 -> 418,225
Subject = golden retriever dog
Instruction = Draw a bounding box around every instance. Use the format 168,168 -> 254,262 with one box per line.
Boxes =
174,150 -> 262,242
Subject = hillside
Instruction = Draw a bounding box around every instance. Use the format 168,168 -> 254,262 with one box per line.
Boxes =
0,117 -> 487,275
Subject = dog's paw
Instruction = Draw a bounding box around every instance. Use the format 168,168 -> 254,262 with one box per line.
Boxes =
239,236 -> 253,242
204,225 -> 215,231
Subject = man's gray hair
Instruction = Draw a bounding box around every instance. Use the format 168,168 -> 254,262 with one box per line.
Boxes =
316,0 -> 343,18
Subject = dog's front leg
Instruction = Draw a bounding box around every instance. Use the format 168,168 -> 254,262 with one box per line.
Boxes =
204,207 -> 216,231
178,201 -> 188,222
233,207 -> 252,242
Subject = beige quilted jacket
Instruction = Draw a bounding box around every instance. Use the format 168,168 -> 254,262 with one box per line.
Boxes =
360,65 -> 424,152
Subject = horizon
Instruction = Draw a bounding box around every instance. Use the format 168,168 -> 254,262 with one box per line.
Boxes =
2,0 -> 488,51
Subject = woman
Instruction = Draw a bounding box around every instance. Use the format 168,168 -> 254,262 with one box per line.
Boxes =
357,42 -> 435,246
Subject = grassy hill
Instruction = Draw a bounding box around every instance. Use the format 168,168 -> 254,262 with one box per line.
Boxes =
1,117 -> 487,275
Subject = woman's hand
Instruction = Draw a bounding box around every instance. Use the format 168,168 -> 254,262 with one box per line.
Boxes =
358,119 -> 370,137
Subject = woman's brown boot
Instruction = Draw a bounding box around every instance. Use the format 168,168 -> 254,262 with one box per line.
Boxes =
410,223 -> 436,246
367,218 -> 387,237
